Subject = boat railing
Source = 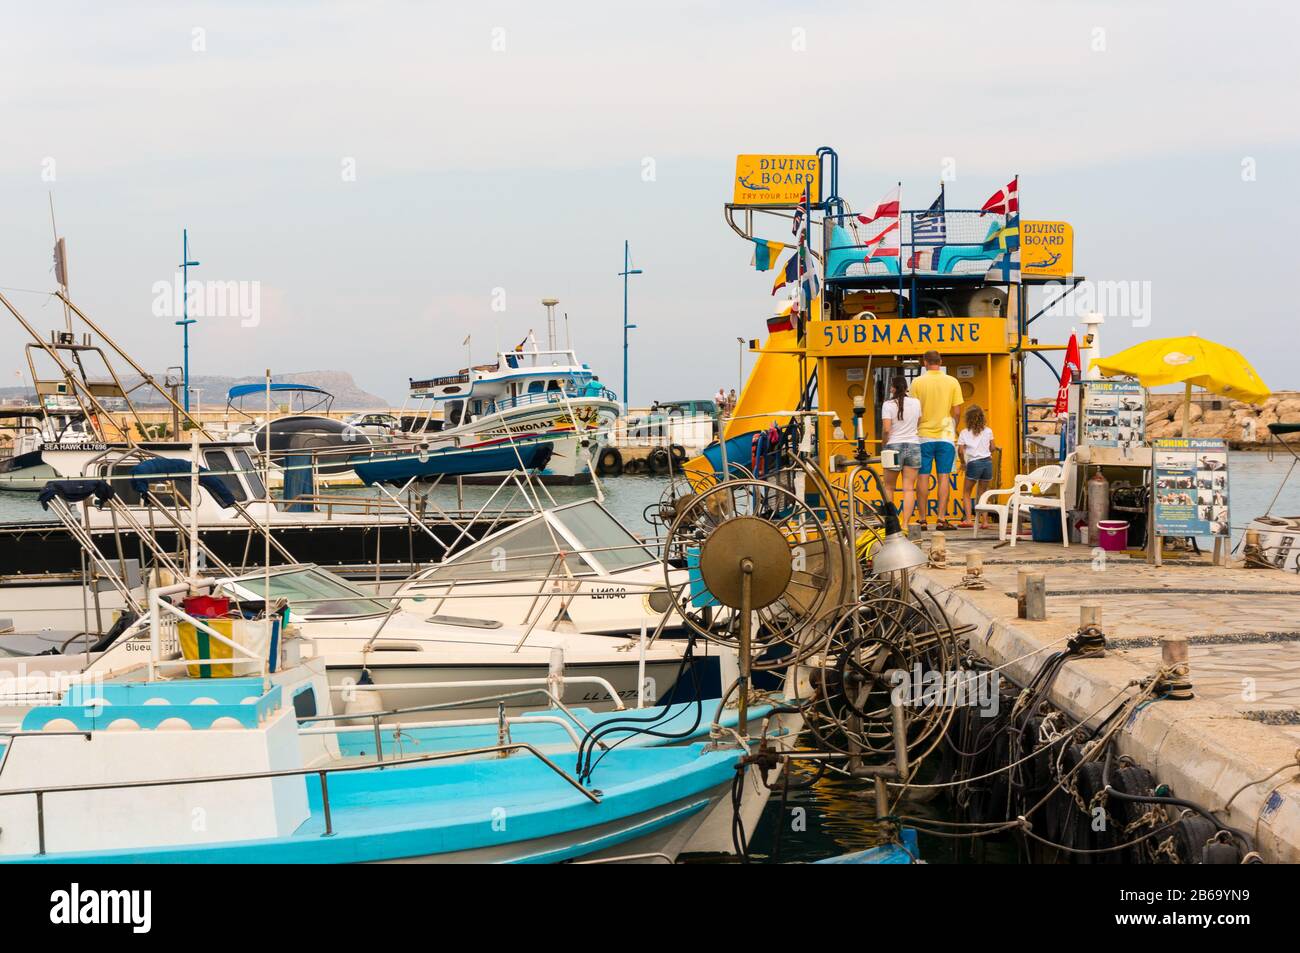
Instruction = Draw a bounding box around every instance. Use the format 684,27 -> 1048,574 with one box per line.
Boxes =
485,388 -> 615,416
824,208 -> 1013,281
147,584 -> 271,680
495,348 -> 582,370
1,739 -> 598,855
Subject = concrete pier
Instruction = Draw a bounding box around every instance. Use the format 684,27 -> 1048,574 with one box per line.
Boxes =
911,535 -> 1300,862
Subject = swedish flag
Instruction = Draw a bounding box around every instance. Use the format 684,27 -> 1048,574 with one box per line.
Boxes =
751,238 -> 785,271
982,217 -> 1020,253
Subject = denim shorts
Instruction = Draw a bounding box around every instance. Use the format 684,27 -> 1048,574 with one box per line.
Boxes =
965,456 -> 993,481
919,440 -> 956,475
884,443 -> 920,470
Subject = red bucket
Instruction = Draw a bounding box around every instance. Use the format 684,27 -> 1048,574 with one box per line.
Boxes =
1097,520 -> 1129,552
183,595 -> 230,618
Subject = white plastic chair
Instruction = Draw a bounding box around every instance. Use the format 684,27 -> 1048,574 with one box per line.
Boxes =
974,464 -> 1070,548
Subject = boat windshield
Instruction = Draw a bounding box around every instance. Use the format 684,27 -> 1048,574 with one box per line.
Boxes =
552,500 -> 656,572
422,517 -> 592,582
223,567 -> 388,618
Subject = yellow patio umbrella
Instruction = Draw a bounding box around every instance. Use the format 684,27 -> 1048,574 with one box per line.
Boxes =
1089,335 -> 1270,437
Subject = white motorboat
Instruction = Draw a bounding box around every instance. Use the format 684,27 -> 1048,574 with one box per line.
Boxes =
393,498 -> 689,637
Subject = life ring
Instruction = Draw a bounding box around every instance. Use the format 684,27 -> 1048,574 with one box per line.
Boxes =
596,446 -> 623,477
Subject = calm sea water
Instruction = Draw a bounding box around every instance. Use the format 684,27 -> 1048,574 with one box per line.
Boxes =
3,453 -> 1297,861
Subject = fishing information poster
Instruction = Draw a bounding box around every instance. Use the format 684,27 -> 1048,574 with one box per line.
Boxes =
1152,438 -> 1230,537
1082,379 -> 1145,452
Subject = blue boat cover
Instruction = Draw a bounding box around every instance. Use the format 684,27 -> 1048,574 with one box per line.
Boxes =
38,479 -> 116,510
226,382 -> 329,401
128,458 -> 239,508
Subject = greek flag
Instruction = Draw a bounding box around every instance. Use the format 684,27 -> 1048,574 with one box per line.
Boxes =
912,187 -> 946,244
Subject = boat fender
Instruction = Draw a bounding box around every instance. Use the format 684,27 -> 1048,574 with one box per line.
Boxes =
647,447 -> 671,476
343,668 -> 385,724
668,443 -> 687,464
597,446 -> 623,477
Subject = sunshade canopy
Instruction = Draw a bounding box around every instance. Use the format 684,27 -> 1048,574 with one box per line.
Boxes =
1089,335 -> 1270,405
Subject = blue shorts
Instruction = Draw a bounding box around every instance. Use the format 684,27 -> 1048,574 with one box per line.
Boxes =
965,456 -> 993,481
885,443 -> 920,470
919,440 -> 955,475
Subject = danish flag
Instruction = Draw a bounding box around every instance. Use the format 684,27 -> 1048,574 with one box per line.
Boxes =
981,176 -> 1019,216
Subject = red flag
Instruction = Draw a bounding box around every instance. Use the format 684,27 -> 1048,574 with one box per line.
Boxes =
1054,333 -> 1081,415
981,175 -> 1019,216
858,184 -> 900,224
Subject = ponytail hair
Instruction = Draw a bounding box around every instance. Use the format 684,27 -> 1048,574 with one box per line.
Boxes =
890,376 -> 909,419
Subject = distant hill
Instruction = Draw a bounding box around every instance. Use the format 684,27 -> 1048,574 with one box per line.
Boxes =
0,370 -> 394,410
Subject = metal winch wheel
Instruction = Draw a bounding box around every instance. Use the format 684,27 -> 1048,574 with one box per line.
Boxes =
803,596 -> 964,764
660,477 -> 850,668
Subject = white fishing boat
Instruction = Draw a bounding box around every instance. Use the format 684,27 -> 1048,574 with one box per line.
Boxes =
397,340 -> 620,484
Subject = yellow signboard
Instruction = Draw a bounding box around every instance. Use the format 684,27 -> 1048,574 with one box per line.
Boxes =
733,154 -> 820,205
1020,220 -> 1074,277
806,317 -> 1009,356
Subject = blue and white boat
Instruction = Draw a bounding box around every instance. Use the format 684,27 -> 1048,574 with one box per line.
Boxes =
397,343 -> 620,484
0,664 -> 746,864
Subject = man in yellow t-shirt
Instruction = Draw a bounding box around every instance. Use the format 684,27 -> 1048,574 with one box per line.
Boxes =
910,350 -> 964,529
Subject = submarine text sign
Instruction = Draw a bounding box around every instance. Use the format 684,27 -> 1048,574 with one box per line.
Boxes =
808,317 -> 1008,356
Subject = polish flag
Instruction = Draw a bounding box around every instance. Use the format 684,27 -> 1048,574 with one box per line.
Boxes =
981,176 -> 1019,216
1054,333 -> 1081,415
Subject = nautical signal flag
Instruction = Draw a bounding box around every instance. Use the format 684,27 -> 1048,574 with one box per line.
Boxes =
771,252 -> 800,294
980,176 -> 1019,216
750,238 -> 785,271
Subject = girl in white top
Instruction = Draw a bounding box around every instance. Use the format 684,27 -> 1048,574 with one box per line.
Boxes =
880,375 -> 922,534
957,404 -> 996,529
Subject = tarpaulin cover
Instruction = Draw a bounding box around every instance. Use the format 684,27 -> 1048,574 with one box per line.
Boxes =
38,479 -> 116,511
128,458 -> 239,508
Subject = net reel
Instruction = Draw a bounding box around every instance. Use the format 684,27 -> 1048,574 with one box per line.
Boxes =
801,595 -> 966,769
660,475 -> 851,670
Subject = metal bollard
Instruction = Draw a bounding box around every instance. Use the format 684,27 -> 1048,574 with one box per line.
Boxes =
1071,603 -> 1106,657
961,550 -> 986,590
1019,572 -> 1046,621
929,531 -> 947,569
1158,634 -> 1193,700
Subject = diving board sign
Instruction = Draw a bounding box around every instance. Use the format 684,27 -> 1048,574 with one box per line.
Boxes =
1020,221 -> 1074,277
733,155 -> 820,206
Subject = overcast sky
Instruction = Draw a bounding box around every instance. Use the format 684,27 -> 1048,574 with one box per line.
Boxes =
2,1 -> 1296,405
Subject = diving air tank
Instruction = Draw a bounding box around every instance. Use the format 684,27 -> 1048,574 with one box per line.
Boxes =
1086,468 -> 1110,547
